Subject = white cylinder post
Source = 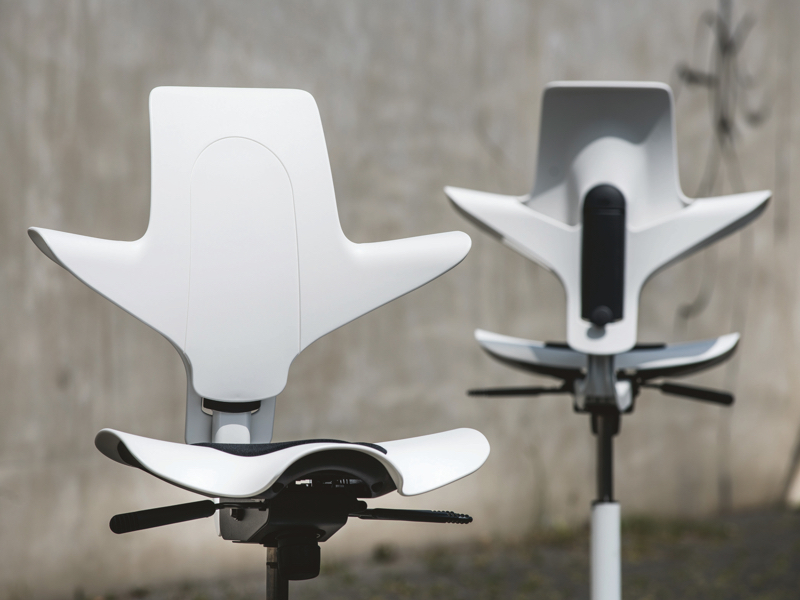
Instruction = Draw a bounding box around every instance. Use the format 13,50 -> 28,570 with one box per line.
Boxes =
211,410 -> 252,443
591,501 -> 621,600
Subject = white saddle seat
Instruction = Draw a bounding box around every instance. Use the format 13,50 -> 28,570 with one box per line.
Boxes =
96,428 -> 490,499
475,328 -> 739,380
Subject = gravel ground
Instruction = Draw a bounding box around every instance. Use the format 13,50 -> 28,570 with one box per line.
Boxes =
100,508 -> 800,600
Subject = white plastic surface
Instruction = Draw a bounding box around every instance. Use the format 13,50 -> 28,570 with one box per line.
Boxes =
212,411 -> 252,444
475,328 -> 586,370
187,137 -> 299,401
474,328 -> 740,374
591,502 -> 621,600
615,333 -> 739,372
28,87 -> 471,429
95,427 -> 490,499
446,82 -> 770,355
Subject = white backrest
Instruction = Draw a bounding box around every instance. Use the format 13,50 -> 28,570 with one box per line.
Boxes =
30,87 -> 471,441
446,82 -> 769,355
528,82 -> 680,228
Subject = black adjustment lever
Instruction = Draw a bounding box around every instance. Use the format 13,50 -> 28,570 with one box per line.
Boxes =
352,508 -> 472,524
643,381 -> 734,406
110,500 -> 259,534
467,384 -> 572,397
111,500 -> 217,534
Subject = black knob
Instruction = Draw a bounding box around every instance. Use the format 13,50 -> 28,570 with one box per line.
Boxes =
590,305 -> 614,327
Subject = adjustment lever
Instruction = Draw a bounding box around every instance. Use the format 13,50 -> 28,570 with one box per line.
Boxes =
110,500 -> 259,534
643,381 -> 733,406
352,508 -> 472,524
468,384 -> 572,397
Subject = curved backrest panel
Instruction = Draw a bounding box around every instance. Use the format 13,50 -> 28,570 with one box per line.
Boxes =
187,137 -> 300,401
30,87 -> 472,409
528,82 -> 681,227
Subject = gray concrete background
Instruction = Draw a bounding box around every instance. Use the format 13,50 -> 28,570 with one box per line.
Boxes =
0,0 -> 797,596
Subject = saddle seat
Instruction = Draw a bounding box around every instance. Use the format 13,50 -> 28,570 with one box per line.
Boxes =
475,328 -> 740,380
96,427 -> 489,499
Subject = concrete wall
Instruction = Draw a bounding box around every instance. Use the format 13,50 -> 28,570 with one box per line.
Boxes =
0,0 -> 797,596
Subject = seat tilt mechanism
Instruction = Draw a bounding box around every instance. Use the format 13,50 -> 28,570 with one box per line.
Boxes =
110,481 -> 471,600
467,374 -> 733,408
110,498 -> 472,537
466,331 -> 738,415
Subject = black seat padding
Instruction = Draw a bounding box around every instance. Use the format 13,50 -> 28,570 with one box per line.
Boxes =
193,439 -> 387,456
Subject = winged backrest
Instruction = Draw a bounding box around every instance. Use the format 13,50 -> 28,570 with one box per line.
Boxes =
446,81 -> 769,355
30,87 -> 471,442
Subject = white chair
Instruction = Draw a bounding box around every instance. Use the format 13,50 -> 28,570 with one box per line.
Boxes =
30,87 -> 490,600
446,81 -> 769,600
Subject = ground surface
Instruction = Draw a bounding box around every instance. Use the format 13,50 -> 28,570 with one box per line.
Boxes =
101,508 -> 800,600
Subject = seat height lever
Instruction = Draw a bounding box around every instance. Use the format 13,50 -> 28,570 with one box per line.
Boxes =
352,508 -> 472,524
467,381 -> 573,397
110,500 -> 263,534
641,381 -> 734,405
